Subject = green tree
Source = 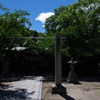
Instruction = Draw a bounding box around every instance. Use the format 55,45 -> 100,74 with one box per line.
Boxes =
44,5 -> 67,36
44,0 -> 100,57
0,4 -> 32,61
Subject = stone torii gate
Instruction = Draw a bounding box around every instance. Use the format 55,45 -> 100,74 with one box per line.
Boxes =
8,33 -> 66,94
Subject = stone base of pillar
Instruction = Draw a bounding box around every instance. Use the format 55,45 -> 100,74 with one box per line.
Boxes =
52,84 -> 66,94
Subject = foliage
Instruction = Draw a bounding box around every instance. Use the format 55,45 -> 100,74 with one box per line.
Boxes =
1,0 -> 100,61
35,33 -> 55,56
0,4 -> 32,61
44,0 -> 100,57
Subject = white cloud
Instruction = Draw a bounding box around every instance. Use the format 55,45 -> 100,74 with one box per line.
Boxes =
35,12 -> 54,23
42,24 -> 45,27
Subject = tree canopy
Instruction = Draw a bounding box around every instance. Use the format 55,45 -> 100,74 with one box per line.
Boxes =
44,0 -> 100,57
0,0 -> 100,61
0,4 -> 38,61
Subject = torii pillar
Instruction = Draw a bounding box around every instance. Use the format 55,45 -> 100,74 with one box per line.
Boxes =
52,33 -> 66,94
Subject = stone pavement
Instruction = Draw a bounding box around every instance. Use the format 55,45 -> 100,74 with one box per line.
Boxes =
0,76 -> 43,100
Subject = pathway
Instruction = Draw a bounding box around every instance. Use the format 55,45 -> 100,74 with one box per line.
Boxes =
0,76 -> 43,100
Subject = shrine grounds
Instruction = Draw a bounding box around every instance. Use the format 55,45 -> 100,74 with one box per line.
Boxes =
42,77 -> 100,100
0,76 -> 100,100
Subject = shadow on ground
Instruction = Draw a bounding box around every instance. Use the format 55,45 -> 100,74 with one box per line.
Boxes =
0,84 -> 12,89
0,88 -> 35,100
79,77 -> 100,82
0,75 -> 43,83
59,94 -> 75,100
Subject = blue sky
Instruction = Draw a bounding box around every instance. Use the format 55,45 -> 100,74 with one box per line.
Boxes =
0,0 -> 78,33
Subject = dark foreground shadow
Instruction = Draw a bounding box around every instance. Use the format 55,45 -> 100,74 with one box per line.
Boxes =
59,94 -> 75,100
74,82 -> 81,85
0,75 -> 43,83
0,89 -> 35,100
79,77 -> 100,82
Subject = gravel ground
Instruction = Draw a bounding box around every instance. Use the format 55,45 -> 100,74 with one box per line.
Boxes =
42,81 -> 100,100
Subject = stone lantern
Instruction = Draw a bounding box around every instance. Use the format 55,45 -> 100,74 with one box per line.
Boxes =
67,57 -> 79,83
